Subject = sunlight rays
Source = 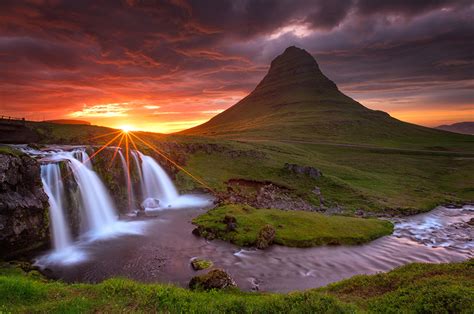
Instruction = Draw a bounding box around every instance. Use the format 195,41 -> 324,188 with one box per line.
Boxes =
81,128 -> 213,193
128,131 -> 212,191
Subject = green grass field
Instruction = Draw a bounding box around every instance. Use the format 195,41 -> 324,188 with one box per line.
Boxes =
1,260 -> 472,313
17,121 -> 474,215
193,205 -> 393,247
174,137 -> 474,215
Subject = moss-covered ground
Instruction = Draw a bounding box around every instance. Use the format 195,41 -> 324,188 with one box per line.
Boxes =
1,260 -> 472,313
193,204 -> 393,247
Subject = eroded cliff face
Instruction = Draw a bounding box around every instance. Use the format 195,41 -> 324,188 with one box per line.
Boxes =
0,152 -> 50,258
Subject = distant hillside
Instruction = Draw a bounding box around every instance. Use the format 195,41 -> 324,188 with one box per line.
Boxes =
436,122 -> 474,135
180,46 -> 473,150
46,119 -> 91,125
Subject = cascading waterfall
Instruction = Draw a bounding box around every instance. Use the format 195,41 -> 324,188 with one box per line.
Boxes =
41,163 -> 72,250
74,150 -> 92,169
64,155 -> 117,232
132,150 -> 209,210
139,152 -> 179,206
118,149 -> 136,210
131,150 -> 144,198
19,144 -> 208,266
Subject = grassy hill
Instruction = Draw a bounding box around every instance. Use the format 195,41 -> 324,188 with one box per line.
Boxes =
7,118 -> 472,215
180,46 -> 473,152
436,122 -> 474,135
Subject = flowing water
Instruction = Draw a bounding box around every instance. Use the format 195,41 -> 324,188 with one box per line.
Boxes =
139,152 -> 179,206
40,164 -> 72,250
17,146 -> 149,265
44,205 -> 473,292
118,149 -> 136,210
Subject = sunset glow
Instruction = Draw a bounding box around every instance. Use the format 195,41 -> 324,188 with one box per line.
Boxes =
0,1 -> 472,132
119,125 -> 134,133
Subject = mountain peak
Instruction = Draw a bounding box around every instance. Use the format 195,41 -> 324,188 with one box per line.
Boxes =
254,46 -> 337,94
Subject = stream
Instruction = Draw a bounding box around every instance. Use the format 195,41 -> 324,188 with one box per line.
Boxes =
42,204 -> 473,293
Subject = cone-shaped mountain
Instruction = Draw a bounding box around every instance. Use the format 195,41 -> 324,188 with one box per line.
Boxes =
180,46 -> 471,148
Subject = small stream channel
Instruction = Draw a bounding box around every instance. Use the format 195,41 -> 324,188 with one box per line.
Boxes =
42,204 -> 473,293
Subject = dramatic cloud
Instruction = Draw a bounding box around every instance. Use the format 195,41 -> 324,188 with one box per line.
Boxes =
0,0 -> 472,131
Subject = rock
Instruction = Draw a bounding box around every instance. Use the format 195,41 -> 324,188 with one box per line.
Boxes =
467,218 -> 474,226
223,215 -> 237,231
0,152 -> 50,258
142,198 -> 160,209
227,222 -> 237,231
190,258 -> 213,270
192,227 -> 201,237
284,163 -> 322,179
222,179 -> 319,212
192,227 -> 216,240
223,215 -> 236,224
255,224 -> 276,249
189,269 -> 237,290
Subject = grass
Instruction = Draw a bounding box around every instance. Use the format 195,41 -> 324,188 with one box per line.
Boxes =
1,260 -> 472,313
0,145 -> 24,157
17,122 -> 474,214
175,138 -> 474,214
193,205 -> 394,247
318,259 -> 474,313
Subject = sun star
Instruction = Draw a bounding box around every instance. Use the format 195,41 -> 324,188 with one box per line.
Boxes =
120,125 -> 134,133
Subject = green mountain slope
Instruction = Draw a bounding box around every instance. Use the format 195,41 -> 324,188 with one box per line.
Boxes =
180,46 -> 473,151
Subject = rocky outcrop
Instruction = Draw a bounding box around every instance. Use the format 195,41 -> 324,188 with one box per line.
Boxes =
219,179 -> 319,211
256,224 -> 276,249
284,163 -> 322,178
189,269 -> 237,290
0,151 -> 50,258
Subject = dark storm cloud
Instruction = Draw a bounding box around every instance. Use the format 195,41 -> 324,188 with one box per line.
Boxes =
0,0 -> 472,127
356,0 -> 467,16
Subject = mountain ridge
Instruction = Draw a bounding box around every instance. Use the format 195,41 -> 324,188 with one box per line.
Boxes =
436,122 -> 474,135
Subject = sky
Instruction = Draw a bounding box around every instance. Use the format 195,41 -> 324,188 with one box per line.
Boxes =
1,0 -> 473,133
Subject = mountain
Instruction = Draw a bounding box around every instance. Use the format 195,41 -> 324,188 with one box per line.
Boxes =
180,46 -> 472,149
46,119 -> 91,125
436,122 -> 474,135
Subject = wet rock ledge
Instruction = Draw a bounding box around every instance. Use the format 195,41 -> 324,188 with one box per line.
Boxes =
0,149 -> 50,258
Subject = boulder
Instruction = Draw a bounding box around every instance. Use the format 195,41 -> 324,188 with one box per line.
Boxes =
284,163 -> 322,178
142,198 -> 160,210
223,215 -> 237,231
189,269 -> 237,290
255,224 -> 276,249
190,258 -> 213,271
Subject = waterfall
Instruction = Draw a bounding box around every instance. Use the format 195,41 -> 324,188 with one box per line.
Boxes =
74,150 -> 92,169
60,152 -> 117,233
41,163 -> 72,250
118,149 -> 136,210
19,146 -> 149,266
131,150 -> 144,198
139,153 -> 179,206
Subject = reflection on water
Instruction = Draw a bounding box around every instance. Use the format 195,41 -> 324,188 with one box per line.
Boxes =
43,205 -> 473,292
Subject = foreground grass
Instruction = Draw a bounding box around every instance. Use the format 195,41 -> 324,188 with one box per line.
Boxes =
193,205 -> 393,247
1,260 -> 472,313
